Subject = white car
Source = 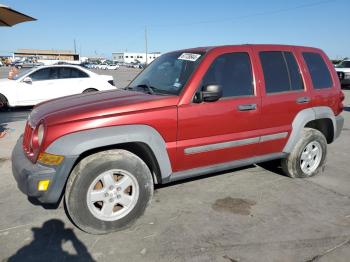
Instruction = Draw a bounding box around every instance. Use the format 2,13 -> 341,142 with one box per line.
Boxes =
335,60 -> 350,86
0,65 -> 115,107
106,63 -> 119,70
96,63 -> 109,70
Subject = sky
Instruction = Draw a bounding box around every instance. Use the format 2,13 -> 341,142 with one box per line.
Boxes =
1,0 -> 350,59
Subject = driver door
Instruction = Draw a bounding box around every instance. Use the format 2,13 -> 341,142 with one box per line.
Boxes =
176,48 -> 262,172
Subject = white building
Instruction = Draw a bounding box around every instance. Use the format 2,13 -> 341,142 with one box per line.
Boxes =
112,52 -> 161,64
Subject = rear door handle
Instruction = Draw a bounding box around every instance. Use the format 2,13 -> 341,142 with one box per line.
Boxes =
237,103 -> 257,111
296,96 -> 311,104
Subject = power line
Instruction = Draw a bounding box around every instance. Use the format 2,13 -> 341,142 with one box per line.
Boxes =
149,0 -> 336,28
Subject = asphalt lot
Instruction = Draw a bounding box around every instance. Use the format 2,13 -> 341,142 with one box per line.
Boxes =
0,66 -> 350,261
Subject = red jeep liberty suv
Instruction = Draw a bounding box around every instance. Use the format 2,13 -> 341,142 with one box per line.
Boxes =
12,45 -> 344,234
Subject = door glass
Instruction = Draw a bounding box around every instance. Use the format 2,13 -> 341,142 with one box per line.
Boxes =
29,68 -> 51,81
71,68 -> 89,78
49,68 -> 59,80
59,67 -> 72,79
260,51 -> 304,93
201,52 -> 254,97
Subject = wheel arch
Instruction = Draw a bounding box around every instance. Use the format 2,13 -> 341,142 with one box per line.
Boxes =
283,106 -> 336,153
72,142 -> 162,184
46,125 -> 172,184
0,93 -> 9,108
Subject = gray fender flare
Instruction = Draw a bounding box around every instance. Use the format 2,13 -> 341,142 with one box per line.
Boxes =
46,125 -> 173,179
283,106 -> 336,153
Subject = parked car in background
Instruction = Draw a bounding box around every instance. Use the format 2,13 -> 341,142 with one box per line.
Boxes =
95,63 -> 109,70
106,63 -> 119,70
11,44 -> 344,234
335,60 -> 350,86
0,65 -> 115,107
11,60 -> 43,69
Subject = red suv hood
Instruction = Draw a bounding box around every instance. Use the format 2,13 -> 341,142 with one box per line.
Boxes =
29,89 -> 179,126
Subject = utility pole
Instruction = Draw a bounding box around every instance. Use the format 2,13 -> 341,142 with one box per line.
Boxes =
74,39 -> 77,54
145,26 -> 148,65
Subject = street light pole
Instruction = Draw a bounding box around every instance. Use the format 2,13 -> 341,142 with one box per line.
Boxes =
145,26 -> 148,65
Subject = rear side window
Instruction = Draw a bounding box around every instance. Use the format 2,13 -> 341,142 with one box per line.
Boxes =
302,52 -> 333,89
71,68 -> 89,78
259,51 -> 304,94
202,52 -> 254,97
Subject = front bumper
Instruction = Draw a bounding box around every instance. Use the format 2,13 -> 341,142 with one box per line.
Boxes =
340,79 -> 350,86
12,136 -> 77,203
335,115 -> 344,140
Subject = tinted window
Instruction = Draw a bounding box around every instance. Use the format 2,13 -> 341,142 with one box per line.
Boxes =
284,52 -> 304,91
30,68 -> 58,81
59,67 -> 71,79
303,52 -> 333,89
71,68 -> 88,78
202,52 -> 254,97
260,51 -> 304,93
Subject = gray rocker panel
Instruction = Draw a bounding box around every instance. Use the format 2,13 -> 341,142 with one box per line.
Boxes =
46,125 -> 173,179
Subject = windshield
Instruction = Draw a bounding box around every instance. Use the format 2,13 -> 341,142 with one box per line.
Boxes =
336,61 -> 350,68
12,68 -> 32,80
128,51 -> 204,95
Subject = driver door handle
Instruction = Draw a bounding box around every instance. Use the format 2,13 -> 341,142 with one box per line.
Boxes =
237,103 -> 257,111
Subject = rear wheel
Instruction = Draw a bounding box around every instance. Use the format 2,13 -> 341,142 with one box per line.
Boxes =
282,128 -> 327,178
83,88 -> 98,93
65,149 -> 154,234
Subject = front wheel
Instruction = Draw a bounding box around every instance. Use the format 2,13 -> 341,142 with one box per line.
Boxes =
65,149 -> 154,234
0,94 -> 8,111
282,128 -> 327,178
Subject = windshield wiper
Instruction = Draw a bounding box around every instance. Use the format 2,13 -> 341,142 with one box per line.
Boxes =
127,84 -> 156,94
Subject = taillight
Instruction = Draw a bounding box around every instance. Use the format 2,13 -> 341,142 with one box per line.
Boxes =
339,91 -> 345,113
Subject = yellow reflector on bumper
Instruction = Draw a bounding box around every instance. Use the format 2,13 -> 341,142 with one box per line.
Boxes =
38,180 -> 50,191
38,152 -> 64,165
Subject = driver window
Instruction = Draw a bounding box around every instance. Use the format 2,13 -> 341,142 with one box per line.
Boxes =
29,68 -> 51,81
201,52 -> 254,98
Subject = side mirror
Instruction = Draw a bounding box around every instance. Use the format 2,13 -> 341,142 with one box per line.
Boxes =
23,77 -> 32,84
201,84 -> 222,102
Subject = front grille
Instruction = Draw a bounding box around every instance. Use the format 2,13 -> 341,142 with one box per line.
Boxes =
337,71 -> 344,80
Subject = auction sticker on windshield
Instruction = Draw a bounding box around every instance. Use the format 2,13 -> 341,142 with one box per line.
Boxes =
178,53 -> 201,62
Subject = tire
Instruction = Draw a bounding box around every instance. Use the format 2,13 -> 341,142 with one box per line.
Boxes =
65,149 -> 154,234
83,88 -> 98,93
282,128 -> 327,178
0,94 -> 8,110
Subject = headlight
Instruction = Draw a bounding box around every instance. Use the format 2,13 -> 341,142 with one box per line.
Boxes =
37,123 -> 45,146
344,73 -> 350,79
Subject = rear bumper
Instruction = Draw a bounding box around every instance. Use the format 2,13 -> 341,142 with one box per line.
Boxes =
12,136 -> 77,204
335,115 -> 344,140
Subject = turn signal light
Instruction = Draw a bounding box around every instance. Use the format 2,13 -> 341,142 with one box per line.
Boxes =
38,180 -> 50,191
38,152 -> 64,165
